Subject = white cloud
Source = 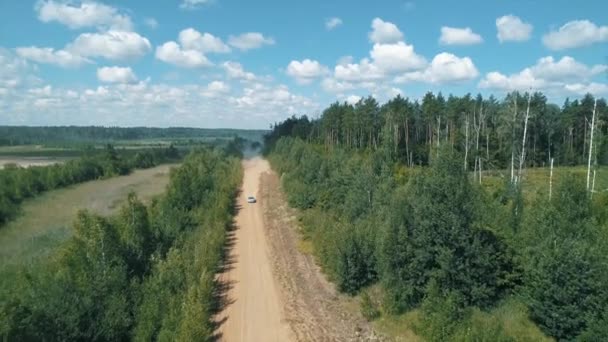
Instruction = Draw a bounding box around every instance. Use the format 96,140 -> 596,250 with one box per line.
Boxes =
228,32 -> 275,50
321,78 -> 355,94
232,84 -> 315,116
222,61 -> 256,81
286,59 -> 329,84
396,52 -> 478,84
180,0 -> 210,10
3,79 -> 318,128
155,41 -> 211,68
345,95 -> 362,105
564,83 -> 608,96
178,28 -> 230,53
370,42 -> 427,72
543,20 -> 608,50
97,66 -> 137,83
68,31 -> 151,60
479,70 -> 548,91
325,17 -> 343,30
144,17 -> 158,29
16,46 -> 90,68
479,55 -> 607,95
202,80 -> 230,97
369,18 -> 404,44
335,59 -> 384,82
35,0 -> 132,30
530,56 -> 606,82
0,49 -> 42,92
496,15 -> 532,42
28,85 -> 53,97
439,26 -> 483,45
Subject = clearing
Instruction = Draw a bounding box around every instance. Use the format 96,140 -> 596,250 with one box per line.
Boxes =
0,164 -> 176,267
215,158 -> 379,341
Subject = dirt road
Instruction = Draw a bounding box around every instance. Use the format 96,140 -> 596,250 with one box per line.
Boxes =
216,158 -> 380,341
216,158 -> 293,341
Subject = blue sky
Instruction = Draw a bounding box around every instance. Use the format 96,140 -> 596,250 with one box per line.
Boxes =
0,0 -> 607,128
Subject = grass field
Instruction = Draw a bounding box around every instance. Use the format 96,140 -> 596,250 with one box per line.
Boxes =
0,164 -> 177,268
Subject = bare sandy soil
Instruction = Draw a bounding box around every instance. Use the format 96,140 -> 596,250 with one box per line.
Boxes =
216,158 -> 293,341
0,164 -> 176,266
216,158 -> 381,341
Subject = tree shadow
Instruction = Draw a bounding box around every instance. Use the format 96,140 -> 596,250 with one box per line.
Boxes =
210,190 -> 242,341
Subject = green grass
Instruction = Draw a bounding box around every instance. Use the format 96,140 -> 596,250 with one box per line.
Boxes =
0,164 -> 176,269
481,166 -> 608,203
367,297 -> 551,341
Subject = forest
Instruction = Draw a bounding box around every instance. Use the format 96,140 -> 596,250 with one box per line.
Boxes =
0,145 -> 181,227
0,147 -> 242,341
264,91 -> 608,341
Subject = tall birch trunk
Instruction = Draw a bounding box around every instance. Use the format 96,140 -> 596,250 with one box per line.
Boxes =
587,99 -> 597,191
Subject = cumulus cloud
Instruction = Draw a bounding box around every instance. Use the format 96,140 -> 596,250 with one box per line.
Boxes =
178,28 -> 230,53
543,20 -> 608,50
369,42 -> 427,72
369,18 -> 404,44
228,32 -> 275,51
321,77 -> 355,94
286,59 -> 329,84
180,0 -> 210,10
155,41 -> 211,68
325,17 -> 343,30
396,52 -> 479,84
97,66 -> 137,83
68,31 -> 151,60
35,0 -> 132,30
202,80 -> 230,97
321,18 -> 433,95
496,15 -> 532,42
479,55 -> 608,95
16,46 -> 90,68
530,56 -> 606,82
222,61 -> 257,81
439,27 -> 483,45
328,42 -> 426,86
334,59 -> 384,82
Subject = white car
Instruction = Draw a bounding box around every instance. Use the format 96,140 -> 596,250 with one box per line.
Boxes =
247,196 -> 257,203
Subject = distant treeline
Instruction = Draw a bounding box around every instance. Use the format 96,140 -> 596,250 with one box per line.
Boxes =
264,90 -> 608,340
0,145 -> 180,227
0,126 -> 267,146
0,148 -> 242,340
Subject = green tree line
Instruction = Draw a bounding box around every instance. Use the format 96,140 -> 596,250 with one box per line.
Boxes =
264,92 -> 608,341
0,145 -> 181,227
0,148 -> 242,341
264,92 -> 607,169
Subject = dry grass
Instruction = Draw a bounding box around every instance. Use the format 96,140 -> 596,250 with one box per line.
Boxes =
0,164 -> 177,267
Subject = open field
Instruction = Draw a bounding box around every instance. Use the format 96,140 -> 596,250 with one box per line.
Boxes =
0,164 -> 176,267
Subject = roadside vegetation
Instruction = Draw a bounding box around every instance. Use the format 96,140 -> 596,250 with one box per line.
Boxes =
264,91 -> 608,341
0,147 -> 242,341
